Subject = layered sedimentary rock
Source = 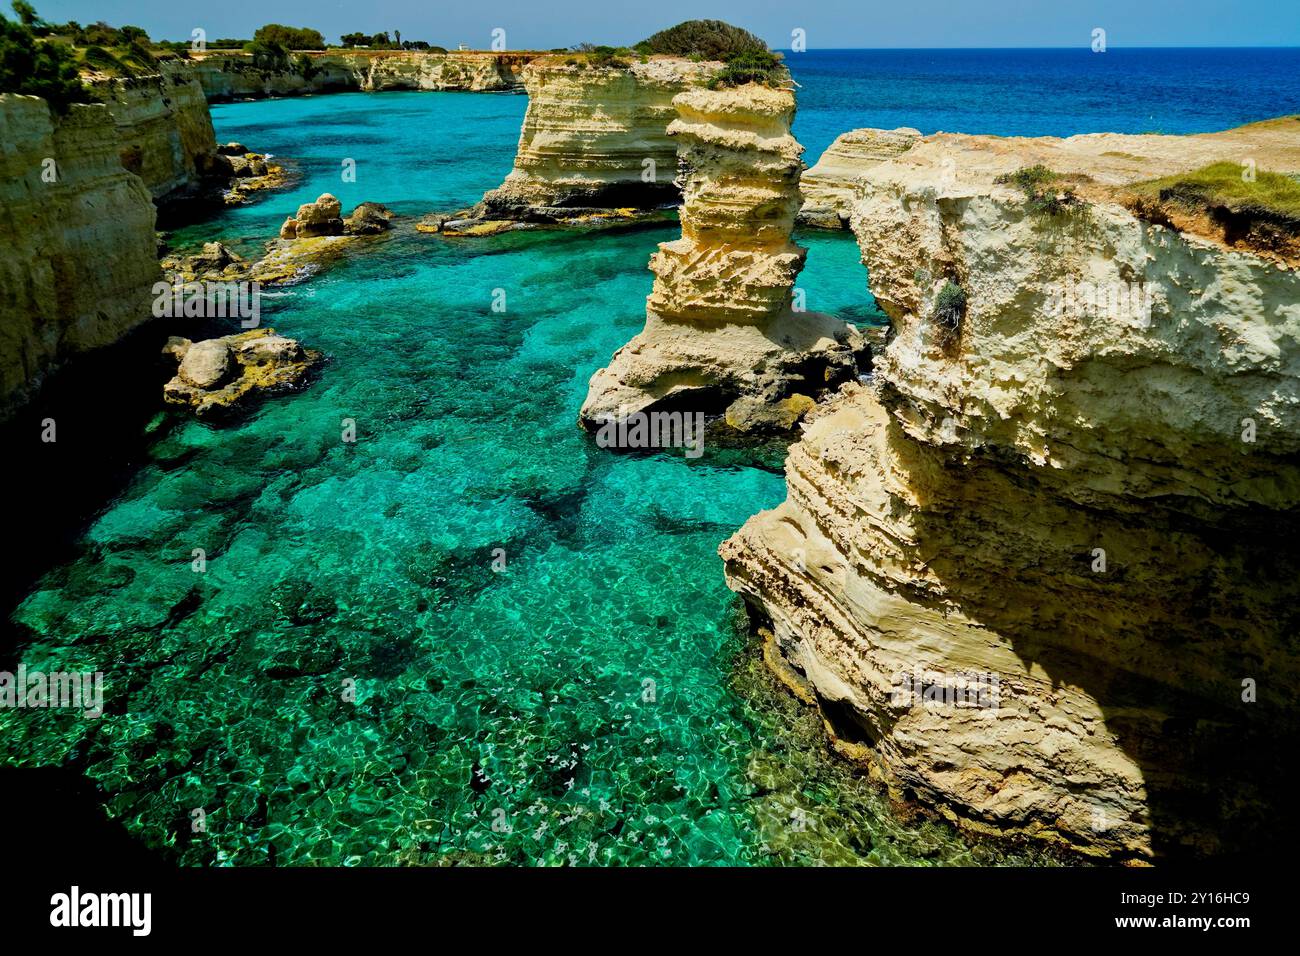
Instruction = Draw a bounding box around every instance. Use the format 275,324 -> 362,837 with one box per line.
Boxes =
722,123 -> 1300,858
91,72 -> 217,201
179,51 -> 535,101
798,127 -> 920,228
85,76 -> 282,210
478,57 -> 718,221
0,94 -> 161,414
581,84 -> 866,432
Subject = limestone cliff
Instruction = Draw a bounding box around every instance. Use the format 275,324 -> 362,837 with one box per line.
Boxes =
181,51 -> 534,101
721,122 -> 1300,859
0,95 -> 161,413
478,57 -> 718,220
798,127 -> 920,228
581,84 -> 866,433
90,72 -> 217,202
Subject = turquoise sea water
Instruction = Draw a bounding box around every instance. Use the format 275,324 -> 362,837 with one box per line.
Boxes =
2,91 -> 926,867
9,48 -> 1293,866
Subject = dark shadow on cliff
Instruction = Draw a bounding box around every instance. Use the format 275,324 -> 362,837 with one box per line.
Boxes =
877,409 -> 1300,861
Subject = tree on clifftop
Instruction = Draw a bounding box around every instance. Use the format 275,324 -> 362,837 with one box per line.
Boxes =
635,19 -> 768,60
0,1 -> 88,113
244,38 -> 290,71
253,23 -> 325,50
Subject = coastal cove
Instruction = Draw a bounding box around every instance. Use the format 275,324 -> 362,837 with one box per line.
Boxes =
3,43 -> 1300,867
4,89 -> 944,867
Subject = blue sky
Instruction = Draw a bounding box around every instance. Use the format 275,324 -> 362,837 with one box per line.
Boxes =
27,0 -> 1300,48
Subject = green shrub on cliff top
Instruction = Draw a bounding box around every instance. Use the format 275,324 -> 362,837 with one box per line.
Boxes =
569,44 -> 632,69
637,19 -> 768,60
0,2 -> 89,112
244,38 -> 291,72
995,164 -> 1089,223
81,43 -> 133,77
253,23 -> 325,51
709,49 -> 785,89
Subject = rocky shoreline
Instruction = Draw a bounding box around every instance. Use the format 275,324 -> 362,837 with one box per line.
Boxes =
4,19 -> 1300,865
722,119 -> 1300,860
176,50 -> 537,101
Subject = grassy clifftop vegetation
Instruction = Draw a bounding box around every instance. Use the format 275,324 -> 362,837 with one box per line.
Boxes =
0,1 -> 89,111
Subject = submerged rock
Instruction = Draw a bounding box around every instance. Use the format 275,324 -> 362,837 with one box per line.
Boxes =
163,329 -> 321,418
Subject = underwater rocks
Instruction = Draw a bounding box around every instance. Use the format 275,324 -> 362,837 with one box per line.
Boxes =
798,127 -> 921,229
163,329 -> 321,418
475,56 -> 718,223
581,83 -> 867,434
721,122 -> 1300,859
0,94 -> 161,415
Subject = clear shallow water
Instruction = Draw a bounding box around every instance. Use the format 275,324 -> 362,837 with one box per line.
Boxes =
3,90 -> 925,866
11,46 -> 1287,865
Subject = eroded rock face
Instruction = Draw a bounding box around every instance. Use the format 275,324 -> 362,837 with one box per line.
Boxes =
0,94 -> 161,414
177,51 -> 536,101
344,202 -> 394,235
478,57 -> 718,221
279,196 -> 393,240
798,127 -> 921,228
581,84 -> 867,433
89,73 -> 284,212
163,329 -> 321,417
722,126 -> 1300,859
92,72 -> 218,202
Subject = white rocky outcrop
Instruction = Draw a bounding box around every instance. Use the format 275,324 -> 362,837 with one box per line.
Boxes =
478,56 -> 718,221
798,126 -> 920,228
581,83 -> 867,433
721,120 -> 1300,859
178,51 -> 535,101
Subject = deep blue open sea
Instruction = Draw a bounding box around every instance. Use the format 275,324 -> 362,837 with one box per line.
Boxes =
789,48 -> 1300,159
2,49 -> 1297,867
